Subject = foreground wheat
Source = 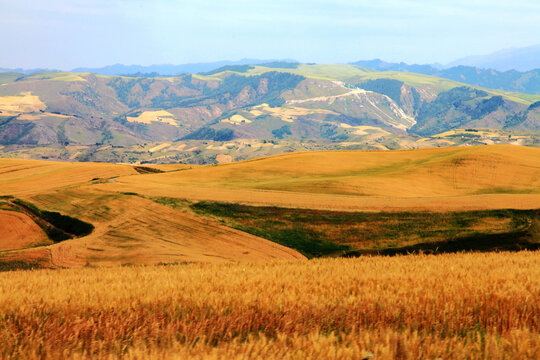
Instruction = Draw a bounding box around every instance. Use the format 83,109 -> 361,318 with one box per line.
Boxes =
0,252 -> 538,359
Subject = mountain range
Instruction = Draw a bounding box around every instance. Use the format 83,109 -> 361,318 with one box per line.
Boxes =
2,44 -> 540,96
70,59 -> 298,76
350,60 -> 540,95
447,44 -> 540,71
0,62 -> 539,163
0,59 -> 298,77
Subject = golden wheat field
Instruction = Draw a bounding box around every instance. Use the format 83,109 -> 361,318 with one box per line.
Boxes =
0,210 -> 49,250
1,145 -> 539,268
0,159 -> 304,267
0,146 -> 539,359
0,251 -> 538,359
98,145 -> 540,211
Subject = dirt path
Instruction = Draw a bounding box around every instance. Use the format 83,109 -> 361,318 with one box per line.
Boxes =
287,88 -> 369,105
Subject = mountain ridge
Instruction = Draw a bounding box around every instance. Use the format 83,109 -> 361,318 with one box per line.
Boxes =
0,59 -> 299,76
4,52 -> 540,95
350,59 -> 540,95
447,44 -> 540,71
0,64 -> 538,164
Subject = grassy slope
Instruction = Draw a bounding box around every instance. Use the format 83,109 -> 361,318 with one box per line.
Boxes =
349,70 -> 540,104
2,66 -> 539,120
187,201 -> 539,257
5,65 -> 540,104
0,72 -> 22,85
22,72 -> 89,82
248,64 -> 374,81
100,145 -> 540,211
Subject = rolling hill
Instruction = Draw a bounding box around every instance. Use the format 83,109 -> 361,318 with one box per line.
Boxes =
99,144 -> 540,211
1,145 -> 538,268
0,158 -> 305,269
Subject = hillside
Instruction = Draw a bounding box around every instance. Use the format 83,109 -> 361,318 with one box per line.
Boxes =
90,144 -> 540,257
0,64 -> 539,164
0,158 -> 305,269
100,145 -> 540,211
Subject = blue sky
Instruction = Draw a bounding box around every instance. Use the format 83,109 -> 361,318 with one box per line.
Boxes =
1,0 -> 539,69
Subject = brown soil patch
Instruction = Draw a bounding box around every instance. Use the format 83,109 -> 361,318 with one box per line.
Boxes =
0,210 -> 50,250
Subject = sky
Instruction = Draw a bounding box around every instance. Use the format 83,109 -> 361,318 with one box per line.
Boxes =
1,0 -> 540,70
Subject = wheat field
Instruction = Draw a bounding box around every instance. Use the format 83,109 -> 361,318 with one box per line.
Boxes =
1,251 -> 538,359
99,145 -> 540,211
3,145 -> 538,268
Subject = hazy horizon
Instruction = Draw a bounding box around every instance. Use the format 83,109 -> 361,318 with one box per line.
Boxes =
1,0 -> 540,69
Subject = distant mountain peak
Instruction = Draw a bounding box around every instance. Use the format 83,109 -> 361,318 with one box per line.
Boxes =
447,44 -> 540,71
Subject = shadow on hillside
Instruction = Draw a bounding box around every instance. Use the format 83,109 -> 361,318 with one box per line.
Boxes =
344,224 -> 540,257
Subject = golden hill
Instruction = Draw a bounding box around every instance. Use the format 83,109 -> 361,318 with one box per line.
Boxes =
0,160 -> 305,268
0,190 -> 304,268
0,158 -> 137,196
100,145 -> 540,211
1,145 -> 539,268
